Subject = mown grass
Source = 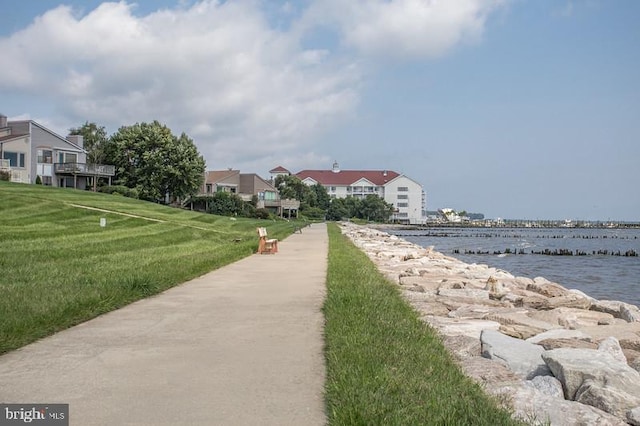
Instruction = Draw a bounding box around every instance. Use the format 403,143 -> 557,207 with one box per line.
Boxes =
0,181 -> 299,354
324,223 -> 522,425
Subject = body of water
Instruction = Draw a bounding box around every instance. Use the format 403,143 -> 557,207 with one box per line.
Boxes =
387,227 -> 640,308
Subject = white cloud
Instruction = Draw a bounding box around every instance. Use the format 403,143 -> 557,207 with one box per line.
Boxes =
300,0 -> 506,59
0,0 -> 506,173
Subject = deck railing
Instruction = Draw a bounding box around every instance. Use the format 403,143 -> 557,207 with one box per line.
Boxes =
54,162 -> 115,176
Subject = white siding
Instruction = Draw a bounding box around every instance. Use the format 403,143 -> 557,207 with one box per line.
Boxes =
384,176 -> 424,225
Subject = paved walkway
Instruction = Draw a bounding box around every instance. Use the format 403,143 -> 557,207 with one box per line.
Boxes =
0,223 -> 328,425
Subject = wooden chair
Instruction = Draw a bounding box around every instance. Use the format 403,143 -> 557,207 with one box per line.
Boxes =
257,227 -> 278,254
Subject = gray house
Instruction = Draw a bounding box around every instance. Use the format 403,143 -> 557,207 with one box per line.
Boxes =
0,114 -> 114,189
201,169 -> 300,217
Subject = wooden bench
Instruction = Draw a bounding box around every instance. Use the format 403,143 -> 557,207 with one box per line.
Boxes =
257,227 -> 278,254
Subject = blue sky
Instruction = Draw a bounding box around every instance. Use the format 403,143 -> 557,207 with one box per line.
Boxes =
1,0 -> 638,220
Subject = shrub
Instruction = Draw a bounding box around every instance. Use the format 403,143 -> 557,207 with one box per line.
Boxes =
97,185 -> 139,199
35,175 -> 42,185
301,206 -> 326,220
0,170 -> 10,181
253,208 -> 271,220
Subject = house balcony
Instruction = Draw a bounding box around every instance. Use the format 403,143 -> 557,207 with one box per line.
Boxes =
258,199 -> 300,209
54,162 -> 115,177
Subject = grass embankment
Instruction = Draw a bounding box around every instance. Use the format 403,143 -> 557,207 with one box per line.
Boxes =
324,224 -> 521,425
0,181 -> 298,354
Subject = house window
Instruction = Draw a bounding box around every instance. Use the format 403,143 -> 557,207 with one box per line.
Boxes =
398,187 -> 409,191
37,149 -> 53,164
397,202 -> 408,208
396,212 -> 408,218
206,184 -> 213,193
58,152 -> 77,164
330,186 -> 336,192
2,152 -> 25,168
397,194 -> 408,199
59,177 -> 75,188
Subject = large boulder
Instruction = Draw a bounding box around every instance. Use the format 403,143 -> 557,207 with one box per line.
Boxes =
423,316 -> 501,340
521,294 -> 551,310
481,330 -> 551,379
525,375 -> 565,399
527,279 -> 569,298
485,310 -> 560,339
598,337 -> 627,364
441,334 -> 481,359
457,355 -> 522,387
542,348 -> 640,419
591,300 -> 629,317
527,329 -> 593,344
402,292 -> 451,317
575,322 -> 640,350
437,288 -> 490,300
591,300 -> 640,323
485,276 -> 511,299
621,304 -> 640,323
490,383 -> 629,426
529,307 -> 615,329
544,293 -> 592,311
536,338 -> 599,350
628,406 -> 640,426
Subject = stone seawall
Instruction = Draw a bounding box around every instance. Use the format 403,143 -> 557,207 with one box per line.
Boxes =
340,223 -> 640,426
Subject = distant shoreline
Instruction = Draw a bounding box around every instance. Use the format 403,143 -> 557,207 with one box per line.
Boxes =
379,221 -> 640,230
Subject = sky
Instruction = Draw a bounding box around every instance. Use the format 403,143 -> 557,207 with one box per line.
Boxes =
1,0 -> 638,221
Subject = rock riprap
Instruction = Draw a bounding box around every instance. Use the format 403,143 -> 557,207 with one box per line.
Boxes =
340,223 -> 640,425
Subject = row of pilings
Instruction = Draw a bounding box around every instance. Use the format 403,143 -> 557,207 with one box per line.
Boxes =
452,248 -> 639,257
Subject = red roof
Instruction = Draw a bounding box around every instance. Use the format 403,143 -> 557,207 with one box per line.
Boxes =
269,165 -> 290,174
295,169 -> 400,186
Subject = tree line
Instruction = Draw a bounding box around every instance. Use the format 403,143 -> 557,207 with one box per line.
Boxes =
69,121 -> 205,203
273,174 -> 394,222
69,121 -> 394,222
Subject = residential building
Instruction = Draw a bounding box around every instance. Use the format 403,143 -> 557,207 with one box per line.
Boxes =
202,169 -> 299,216
0,115 -> 114,189
294,161 -> 426,224
268,165 -> 291,181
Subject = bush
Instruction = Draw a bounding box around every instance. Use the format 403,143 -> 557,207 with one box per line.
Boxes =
97,185 -> 139,199
0,170 -> 10,181
301,206 -> 326,220
253,208 -> 271,220
35,175 -> 42,185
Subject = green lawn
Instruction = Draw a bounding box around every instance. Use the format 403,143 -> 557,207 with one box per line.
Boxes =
2,182 -> 522,424
0,181 -> 297,354
323,223 -> 522,425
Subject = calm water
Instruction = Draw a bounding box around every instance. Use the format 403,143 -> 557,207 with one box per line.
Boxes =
387,227 -> 640,308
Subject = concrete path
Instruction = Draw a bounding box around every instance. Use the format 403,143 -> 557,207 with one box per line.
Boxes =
0,223 -> 328,425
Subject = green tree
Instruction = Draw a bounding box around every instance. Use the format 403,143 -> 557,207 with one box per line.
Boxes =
326,198 -> 349,221
342,196 -> 360,218
68,122 -> 108,164
274,175 -> 309,201
310,183 -> 331,210
104,121 -> 205,202
206,192 -> 244,216
358,195 -> 394,222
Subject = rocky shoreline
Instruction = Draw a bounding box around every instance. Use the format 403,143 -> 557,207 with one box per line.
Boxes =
340,223 -> 640,426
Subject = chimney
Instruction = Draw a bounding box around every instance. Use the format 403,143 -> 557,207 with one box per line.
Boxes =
332,160 -> 340,173
66,134 -> 84,148
0,114 -> 7,128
